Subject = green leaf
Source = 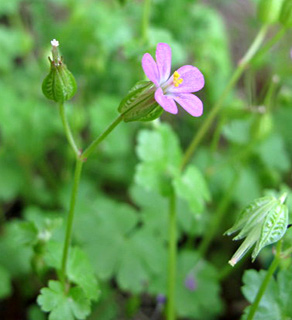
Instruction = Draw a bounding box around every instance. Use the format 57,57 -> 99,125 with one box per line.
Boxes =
117,229 -> 166,294
135,123 -> 182,195
241,270 -> 281,320
73,196 -> 138,280
0,221 -> 33,277
12,221 -> 38,246
44,243 -> 100,301
222,119 -> 251,145
37,280 -> 91,320
0,265 -> 11,299
68,248 -> 100,301
256,134 -> 290,172
173,165 -> 210,214
278,266 -> 292,316
175,251 -> 222,319
233,167 -> 261,207
0,155 -> 24,201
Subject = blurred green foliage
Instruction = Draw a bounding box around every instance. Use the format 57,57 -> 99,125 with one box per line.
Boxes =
0,0 -> 292,319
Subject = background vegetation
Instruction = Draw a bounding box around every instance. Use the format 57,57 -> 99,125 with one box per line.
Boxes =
0,0 -> 292,319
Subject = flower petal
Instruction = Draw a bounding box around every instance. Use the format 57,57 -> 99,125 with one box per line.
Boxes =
156,43 -> 171,84
168,65 -> 204,93
172,93 -> 203,117
155,88 -> 178,114
142,53 -> 160,86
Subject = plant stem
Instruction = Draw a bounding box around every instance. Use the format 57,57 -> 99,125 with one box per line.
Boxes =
167,189 -> 177,320
59,103 -> 80,157
180,25 -> 269,171
60,158 -> 83,287
81,114 -> 123,160
59,107 -> 123,289
252,26 -> 287,63
141,0 -> 151,43
246,241 -> 282,320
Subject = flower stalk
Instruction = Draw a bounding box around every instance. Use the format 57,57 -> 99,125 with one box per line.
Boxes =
59,103 -> 80,157
60,158 -> 83,288
246,241 -> 282,320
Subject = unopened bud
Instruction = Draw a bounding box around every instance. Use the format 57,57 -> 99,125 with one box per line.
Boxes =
42,39 -> 77,103
118,81 -> 163,122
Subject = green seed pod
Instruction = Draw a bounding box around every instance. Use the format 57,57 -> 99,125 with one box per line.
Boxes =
118,81 -> 163,122
257,0 -> 284,24
280,0 -> 292,27
42,40 -> 77,103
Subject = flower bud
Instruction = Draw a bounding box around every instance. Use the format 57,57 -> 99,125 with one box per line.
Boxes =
257,0 -> 284,25
118,81 -> 163,122
42,39 -> 77,103
280,0 -> 292,27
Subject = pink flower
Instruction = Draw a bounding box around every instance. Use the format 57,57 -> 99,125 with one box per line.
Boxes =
142,43 -> 205,117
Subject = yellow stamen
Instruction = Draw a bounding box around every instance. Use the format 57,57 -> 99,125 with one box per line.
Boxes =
173,71 -> 183,87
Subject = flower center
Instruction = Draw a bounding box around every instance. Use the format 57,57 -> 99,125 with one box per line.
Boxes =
173,71 -> 183,87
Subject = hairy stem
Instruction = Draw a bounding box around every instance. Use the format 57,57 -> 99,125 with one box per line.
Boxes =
82,114 -> 123,160
59,103 -> 80,157
59,107 -> 123,290
60,158 -> 83,287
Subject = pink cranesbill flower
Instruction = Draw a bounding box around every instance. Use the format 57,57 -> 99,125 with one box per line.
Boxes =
142,43 -> 205,117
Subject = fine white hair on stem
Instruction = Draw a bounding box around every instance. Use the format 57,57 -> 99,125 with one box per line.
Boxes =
51,39 -> 59,47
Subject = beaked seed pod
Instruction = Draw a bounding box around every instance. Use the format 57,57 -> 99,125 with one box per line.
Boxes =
257,0 -> 284,24
280,0 -> 292,27
42,58 -> 77,103
42,40 -> 77,103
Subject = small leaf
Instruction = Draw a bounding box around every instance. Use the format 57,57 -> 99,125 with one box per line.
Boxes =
278,266 -> 292,316
0,265 -> 11,299
241,269 -> 281,320
173,165 -> 210,214
37,280 -> 91,320
135,124 -> 182,195
43,243 -> 100,301
68,248 -> 100,301
13,221 -> 38,246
